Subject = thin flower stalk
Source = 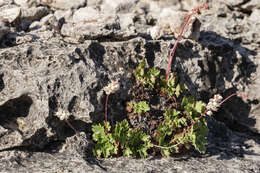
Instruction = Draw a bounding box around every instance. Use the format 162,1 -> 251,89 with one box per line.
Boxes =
166,4 -> 209,81
102,80 -> 120,129
55,108 -> 89,144
105,94 -> 109,123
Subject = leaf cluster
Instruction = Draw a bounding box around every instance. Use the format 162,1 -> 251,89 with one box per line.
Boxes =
134,60 -> 209,156
128,101 -> 150,114
134,60 -> 160,88
156,96 -> 208,156
160,74 -> 187,97
92,120 -> 153,158
134,60 -> 186,97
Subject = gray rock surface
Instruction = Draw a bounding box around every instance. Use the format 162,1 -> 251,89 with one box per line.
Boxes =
0,0 -> 260,172
0,5 -> 21,23
39,0 -> 86,10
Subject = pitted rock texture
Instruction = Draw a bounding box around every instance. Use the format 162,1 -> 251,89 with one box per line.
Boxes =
0,0 -> 260,172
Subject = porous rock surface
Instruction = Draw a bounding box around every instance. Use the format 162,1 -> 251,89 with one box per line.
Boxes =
0,0 -> 260,172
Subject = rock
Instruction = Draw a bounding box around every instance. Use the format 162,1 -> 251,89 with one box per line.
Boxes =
147,26 -> 165,40
0,0 -> 260,171
0,41 -> 99,149
21,6 -> 48,22
241,0 -> 260,11
0,5 -> 21,23
72,7 -> 100,23
14,0 -> 36,7
249,9 -> 260,24
101,0 -> 138,14
0,0 -> 12,7
155,9 -> 201,40
221,0 -> 245,7
246,58 -> 260,133
62,12 -> 124,41
29,14 -> 60,33
40,0 -> 86,10
115,0 -> 138,14
86,0 -> 103,7
5,32 -> 34,45
118,13 -> 135,30
0,17 -> 9,41
180,0 -> 202,11
1,117 -> 260,172
54,9 -> 73,21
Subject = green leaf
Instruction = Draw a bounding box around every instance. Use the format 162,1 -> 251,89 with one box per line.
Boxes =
123,147 -> 133,157
195,101 -> 206,114
113,119 -> 130,147
161,148 -> 171,157
134,60 -> 160,88
92,122 -> 117,158
132,101 -> 150,114
126,129 -> 152,158
175,84 -> 181,97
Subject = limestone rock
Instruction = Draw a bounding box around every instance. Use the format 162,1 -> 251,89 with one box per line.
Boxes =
249,9 -> 260,24
21,6 -> 48,22
40,0 -> 86,10
156,9 -> 201,40
0,0 -> 260,172
0,5 -> 21,23
241,0 -> 260,11
221,0 -> 245,7
0,0 -> 11,7
14,0 -> 36,7
72,7 -> 100,23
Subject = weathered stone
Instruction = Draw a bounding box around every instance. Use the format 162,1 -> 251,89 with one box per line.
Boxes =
101,0 -> 138,14
0,0 -> 260,172
155,9 -> 201,40
1,118 -> 260,172
180,0 -> 203,11
0,0 -> 11,7
72,7 -> 100,23
0,6 -> 21,23
62,14 -> 124,40
241,0 -> 260,11
118,13 -> 135,30
14,0 -> 36,7
249,9 -> 260,24
221,0 -> 245,7
54,9 -> 73,21
21,6 -> 48,22
40,0 -> 86,10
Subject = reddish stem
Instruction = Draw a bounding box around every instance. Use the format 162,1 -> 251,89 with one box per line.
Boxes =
65,119 -> 89,145
170,108 -> 207,145
165,4 -> 209,81
105,94 -> 109,123
166,15 -> 192,81
65,119 -> 79,134
219,92 -> 238,106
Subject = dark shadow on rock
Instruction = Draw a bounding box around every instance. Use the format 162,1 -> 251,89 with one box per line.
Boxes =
88,74 -> 108,124
1,33 -> 39,48
196,31 -> 257,133
44,93 -> 92,151
87,42 -> 107,71
0,94 -> 33,133
0,73 -> 4,92
144,41 -> 161,67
